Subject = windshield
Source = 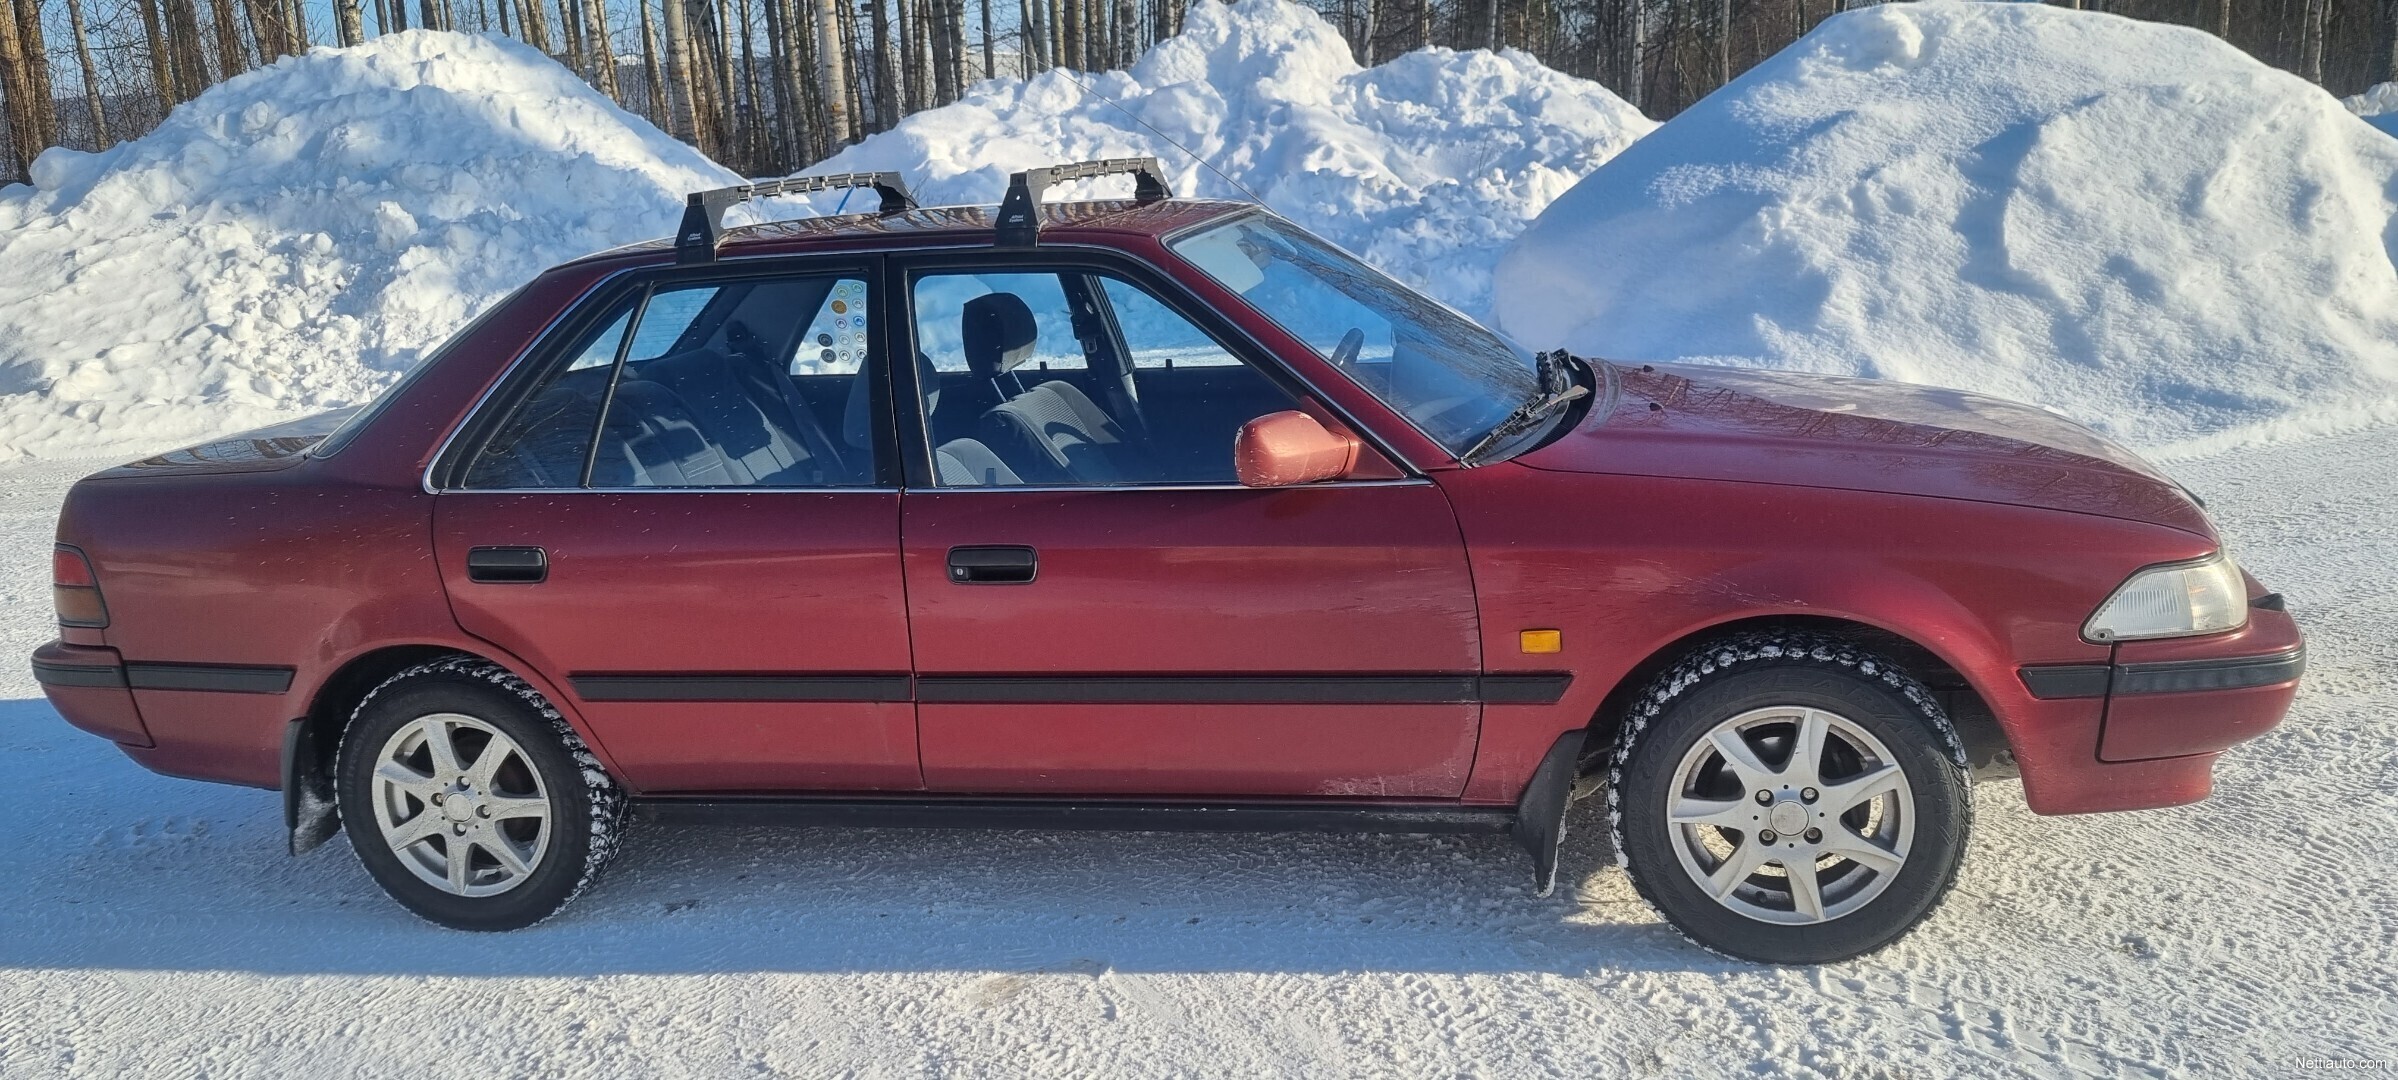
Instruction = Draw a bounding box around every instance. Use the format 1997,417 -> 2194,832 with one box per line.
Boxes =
1167,213 -> 1541,455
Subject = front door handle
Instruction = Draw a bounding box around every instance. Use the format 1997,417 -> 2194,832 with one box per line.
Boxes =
947,545 -> 1036,585
466,546 -> 548,584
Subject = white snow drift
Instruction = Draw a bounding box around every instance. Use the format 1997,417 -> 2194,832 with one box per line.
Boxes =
0,1 -> 1649,463
2343,81 -> 2398,137
1496,1 -> 2398,453
0,31 -> 737,461
814,0 -> 1655,314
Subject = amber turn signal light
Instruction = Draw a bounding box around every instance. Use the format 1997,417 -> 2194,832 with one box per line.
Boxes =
1519,629 -> 1562,654
53,545 -> 108,628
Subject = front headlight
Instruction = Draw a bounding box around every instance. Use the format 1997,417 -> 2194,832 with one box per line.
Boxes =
2083,553 -> 2248,642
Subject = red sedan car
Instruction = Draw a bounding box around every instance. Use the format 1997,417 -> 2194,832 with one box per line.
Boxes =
33,161 -> 2303,962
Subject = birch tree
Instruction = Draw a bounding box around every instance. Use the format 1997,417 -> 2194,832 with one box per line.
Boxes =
812,0 -> 847,143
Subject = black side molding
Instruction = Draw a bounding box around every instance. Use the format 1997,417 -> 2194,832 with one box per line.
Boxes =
124,662 -> 294,694
2115,648 -> 2305,695
32,659 -> 127,689
2019,647 -> 2305,700
634,796 -> 1514,835
571,674 -> 913,703
914,673 -> 1573,706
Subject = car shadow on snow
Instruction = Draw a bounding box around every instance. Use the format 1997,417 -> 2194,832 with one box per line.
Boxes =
0,697 -> 1737,978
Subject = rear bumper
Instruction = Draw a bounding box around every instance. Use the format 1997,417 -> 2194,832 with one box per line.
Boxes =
31,640 -> 153,748
2008,604 -> 2304,813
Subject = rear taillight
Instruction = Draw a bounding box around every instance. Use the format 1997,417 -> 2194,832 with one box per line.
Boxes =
53,545 -> 107,628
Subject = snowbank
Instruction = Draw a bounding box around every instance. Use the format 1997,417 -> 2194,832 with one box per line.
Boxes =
2344,81 -> 2398,137
815,0 -> 1654,315
0,31 -> 736,461
1495,1 -> 2398,453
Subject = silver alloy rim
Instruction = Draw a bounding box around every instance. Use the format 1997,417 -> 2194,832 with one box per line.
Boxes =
370,713 -> 552,898
1664,706 -> 1915,925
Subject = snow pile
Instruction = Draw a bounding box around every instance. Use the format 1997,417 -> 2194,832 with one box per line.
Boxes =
1496,1 -> 2398,453
816,0 -> 1654,315
2343,81 -> 2398,137
0,31 -> 736,461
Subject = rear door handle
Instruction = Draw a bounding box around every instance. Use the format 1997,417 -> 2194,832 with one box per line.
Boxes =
947,545 -> 1037,584
466,546 -> 548,584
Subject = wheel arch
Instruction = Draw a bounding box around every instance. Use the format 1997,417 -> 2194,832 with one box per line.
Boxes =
1578,614 -> 2010,779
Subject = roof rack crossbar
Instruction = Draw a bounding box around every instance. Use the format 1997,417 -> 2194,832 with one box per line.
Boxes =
675,171 -> 918,264
994,157 -> 1172,247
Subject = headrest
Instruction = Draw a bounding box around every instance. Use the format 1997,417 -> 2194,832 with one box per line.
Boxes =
844,351 -> 939,450
962,293 -> 1039,379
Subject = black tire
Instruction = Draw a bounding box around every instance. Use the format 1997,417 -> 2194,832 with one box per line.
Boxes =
1607,633 -> 1971,964
335,657 -> 624,931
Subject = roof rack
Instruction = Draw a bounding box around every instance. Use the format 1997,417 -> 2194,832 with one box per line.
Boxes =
675,171 -> 918,264
994,157 -> 1173,247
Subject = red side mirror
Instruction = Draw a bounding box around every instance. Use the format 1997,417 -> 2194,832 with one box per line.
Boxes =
1234,411 -> 1362,488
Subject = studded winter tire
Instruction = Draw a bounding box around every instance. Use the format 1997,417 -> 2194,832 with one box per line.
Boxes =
1608,633 -> 1972,964
335,657 -> 624,931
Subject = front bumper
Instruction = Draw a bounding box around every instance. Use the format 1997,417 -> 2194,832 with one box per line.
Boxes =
2008,602 -> 2304,811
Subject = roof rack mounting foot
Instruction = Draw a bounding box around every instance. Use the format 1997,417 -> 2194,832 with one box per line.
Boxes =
676,171 -> 919,264
995,157 -> 1173,247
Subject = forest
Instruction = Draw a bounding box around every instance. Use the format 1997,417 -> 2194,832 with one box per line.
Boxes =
1,0 -> 2393,184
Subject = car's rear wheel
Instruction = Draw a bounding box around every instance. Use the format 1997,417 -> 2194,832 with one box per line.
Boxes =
1608,633 -> 1971,963
336,657 -> 623,930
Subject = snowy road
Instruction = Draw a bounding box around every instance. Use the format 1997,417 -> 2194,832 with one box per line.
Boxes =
0,430 -> 2390,1078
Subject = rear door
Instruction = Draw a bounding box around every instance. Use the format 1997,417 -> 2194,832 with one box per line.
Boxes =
894,252 -> 1486,798
431,260 -> 920,794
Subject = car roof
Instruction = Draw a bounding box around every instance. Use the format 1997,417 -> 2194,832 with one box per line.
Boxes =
571,198 -> 1258,268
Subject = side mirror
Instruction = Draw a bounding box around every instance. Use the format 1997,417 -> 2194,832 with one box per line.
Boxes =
1234,410 -> 1362,488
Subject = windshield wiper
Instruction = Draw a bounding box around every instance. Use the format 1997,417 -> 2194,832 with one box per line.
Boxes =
1459,349 -> 1591,466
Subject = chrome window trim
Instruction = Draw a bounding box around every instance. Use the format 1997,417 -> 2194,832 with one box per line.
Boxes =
903,478 -> 1434,494
438,485 -> 904,495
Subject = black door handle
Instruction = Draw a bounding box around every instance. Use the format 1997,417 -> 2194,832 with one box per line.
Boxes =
466,546 -> 548,584
947,545 -> 1036,584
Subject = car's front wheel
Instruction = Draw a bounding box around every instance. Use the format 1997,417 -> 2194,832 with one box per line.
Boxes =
336,657 -> 624,930
1608,633 -> 1971,963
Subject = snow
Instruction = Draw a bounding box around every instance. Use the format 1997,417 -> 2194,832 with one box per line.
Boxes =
2344,81 -> 2398,137
813,0 -> 1655,315
0,425 -> 2393,1074
0,1 -> 1650,466
1495,1 -> 2398,454
0,31 -> 737,462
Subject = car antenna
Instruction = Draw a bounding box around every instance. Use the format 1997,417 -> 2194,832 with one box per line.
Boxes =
1049,68 -> 1270,207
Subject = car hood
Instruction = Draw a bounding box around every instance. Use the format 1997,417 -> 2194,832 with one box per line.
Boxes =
1514,363 -> 2211,536
88,408 -> 357,480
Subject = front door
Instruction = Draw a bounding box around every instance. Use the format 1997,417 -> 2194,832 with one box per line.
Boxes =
433,263 -> 919,793
895,257 -> 1484,798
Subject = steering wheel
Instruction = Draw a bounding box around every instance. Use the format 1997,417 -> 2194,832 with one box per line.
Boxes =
1329,327 -> 1364,368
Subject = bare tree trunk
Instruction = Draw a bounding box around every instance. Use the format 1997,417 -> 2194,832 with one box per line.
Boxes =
662,0 -> 698,139
558,0 -> 585,70
136,0 -> 180,106
164,0 -> 212,93
11,0 -> 56,156
979,0 -> 991,79
588,0 -> 618,97
1357,0 -> 1375,63
1017,0 -> 1032,73
290,0 -> 311,45
494,0 -> 509,36
521,0 -> 550,50
1414,0 -> 1426,47
63,0 -> 106,142
738,0 -> 762,162
639,0 -> 667,126
1059,0 -> 1079,69
812,0 -> 848,143
1625,0 -> 1643,110
0,0 -> 35,177
1112,0 -> 1129,66
1715,0 -> 1729,88
335,0 -> 365,43
2300,0 -> 2325,82
714,0 -> 738,147
761,0 -> 796,164
870,0 -> 895,127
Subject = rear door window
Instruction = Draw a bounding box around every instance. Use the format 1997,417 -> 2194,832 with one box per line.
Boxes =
458,271 -> 880,490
